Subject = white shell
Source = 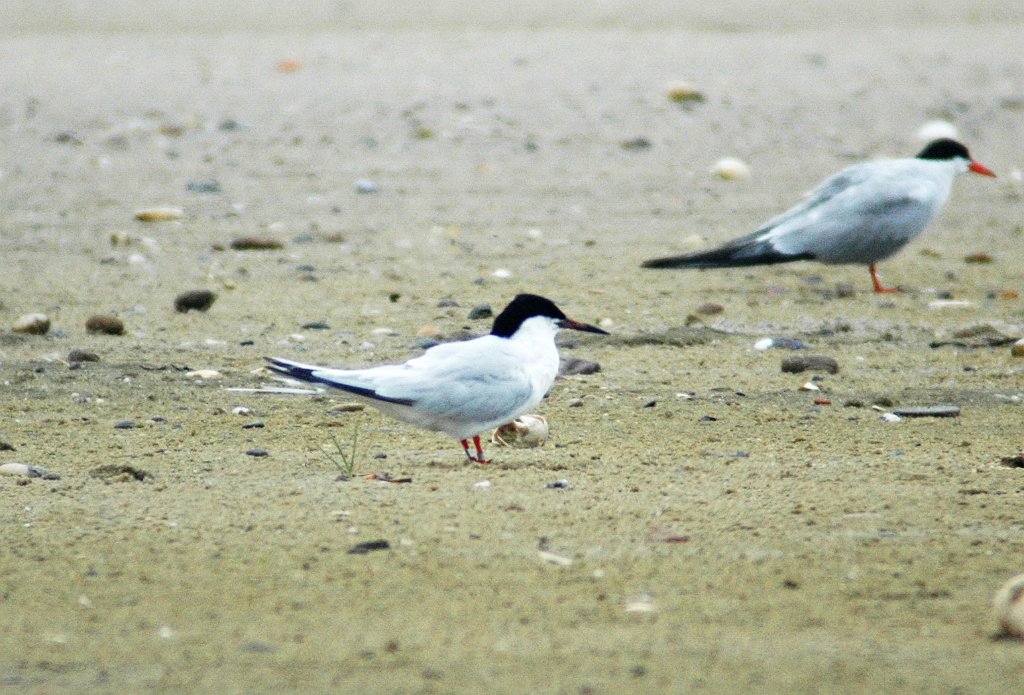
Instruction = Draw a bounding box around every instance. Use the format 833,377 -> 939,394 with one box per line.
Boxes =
879,413 -> 902,423
186,369 -> 223,379
491,414 -> 549,448
753,338 -> 774,351
799,381 -> 820,392
134,206 -> 184,222
993,573 -> 1024,638
710,157 -> 751,181
1011,338 -> 1024,358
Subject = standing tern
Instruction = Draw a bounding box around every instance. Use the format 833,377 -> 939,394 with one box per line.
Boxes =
642,139 -> 996,293
265,294 -> 608,464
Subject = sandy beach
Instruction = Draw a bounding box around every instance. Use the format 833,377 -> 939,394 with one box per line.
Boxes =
2,3 -> 1024,693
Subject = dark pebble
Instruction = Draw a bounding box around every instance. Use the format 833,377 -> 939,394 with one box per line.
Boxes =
1000,454 -> 1024,468
780,355 -> 840,375
68,349 -> 100,363
695,302 -> 724,315
437,298 -> 460,308
301,321 -> 331,330
85,315 -> 125,335
347,539 -> 390,554
245,448 -> 269,457
771,338 -> 807,350
545,479 -> 570,489
296,264 -> 316,272
700,415 -> 718,422
642,399 -> 657,408
413,338 -> 440,350
242,422 -> 265,429
114,420 -> 136,429
467,304 -> 493,320
174,289 -> 217,313
620,136 -> 652,150
230,237 -> 283,251
560,357 -> 601,376
891,405 -> 961,418
186,180 -> 221,194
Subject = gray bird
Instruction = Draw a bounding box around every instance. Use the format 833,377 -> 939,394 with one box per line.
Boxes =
642,139 -> 996,292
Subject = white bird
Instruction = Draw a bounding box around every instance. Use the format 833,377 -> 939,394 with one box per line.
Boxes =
265,294 -> 608,464
642,139 -> 996,293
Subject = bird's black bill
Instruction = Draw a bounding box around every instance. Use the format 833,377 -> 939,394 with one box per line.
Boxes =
558,318 -> 609,335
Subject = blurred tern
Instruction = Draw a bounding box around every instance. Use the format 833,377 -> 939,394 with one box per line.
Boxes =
266,294 -> 608,464
642,139 -> 996,293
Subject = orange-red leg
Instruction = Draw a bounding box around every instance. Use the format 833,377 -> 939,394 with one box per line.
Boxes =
869,264 -> 898,294
460,436 -> 491,464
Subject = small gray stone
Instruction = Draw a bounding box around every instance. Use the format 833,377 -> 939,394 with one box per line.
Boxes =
114,420 -> 136,429
560,357 -> 601,376
246,448 -> 269,457
891,405 -> 961,418
467,304 -> 493,320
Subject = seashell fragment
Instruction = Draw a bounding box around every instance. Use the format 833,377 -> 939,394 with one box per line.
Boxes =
134,207 -> 183,222
492,414 -> 549,448
186,369 -> 223,380
710,157 -> 751,181
12,313 -> 50,335
993,573 -> 1024,638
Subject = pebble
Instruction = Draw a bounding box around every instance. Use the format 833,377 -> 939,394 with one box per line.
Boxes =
710,157 -> 751,181
879,413 -> 902,423
665,80 -> 706,104
1000,454 -> 1024,468
12,313 -> 50,335
472,480 -> 491,490
993,573 -> 1024,638
85,315 -> 125,335
187,369 -> 223,380
545,479 -> 570,489
134,207 -> 183,222
695,302 -> 724,315
1012,339 -> 1024,358
492,414 -> 549,448
754,337 -> 807,351
891,405 -> 961,418
347,540 -> 390,554
331,403 -> 366,413
232,406 -> 252,416
437,298 -> 460,308
245,448 -> 269,457
186,180 -> 221,194
0,462 -> 59,479
68,349 -> 100,363
301,321 -> 331,330
620,137 -> 652,151
560,357 -> 601,376
230,237 -> 283,251
964,252 -> 993,264
114,420 -> 136,429
174,289 -> 217,313
624,594 -> 657,614
799,381 -> 820,392
781,355 -> 840,374
354,179 -> 378,193
241,422 -> 265,429
416,325 -> 443,339
928,300 -> 974,309
467,304 -> 493,320
491,269 -> 512,279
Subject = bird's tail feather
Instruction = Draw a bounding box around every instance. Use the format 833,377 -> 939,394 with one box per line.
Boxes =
264,357 -> 415,406
642,240 -> 813,269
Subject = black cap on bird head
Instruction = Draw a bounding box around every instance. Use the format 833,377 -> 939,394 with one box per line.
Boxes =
490,294 -> 609,338
915,138 -> 971,161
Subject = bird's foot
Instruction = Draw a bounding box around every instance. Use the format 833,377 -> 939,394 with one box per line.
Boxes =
869,264 -> 900,294
461,437 -> 491,465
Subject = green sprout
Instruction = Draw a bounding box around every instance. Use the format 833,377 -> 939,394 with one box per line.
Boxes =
318,423 -> 360,479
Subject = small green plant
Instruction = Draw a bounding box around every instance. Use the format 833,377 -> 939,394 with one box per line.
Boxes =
319,423 -> 360,479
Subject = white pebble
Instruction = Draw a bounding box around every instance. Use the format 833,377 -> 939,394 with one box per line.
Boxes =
287,333 -> 305,342
879,413 -> 902,423
599,318 -> 614,329
186,369 -> 223,380
232,406 -> 252,416
492,268 -> 512,279
12,313 -> 50,335
1011,338 -> 1024,358
927,300 -> 974,309
710,157 -> 751,181
799,381 -> 820,392
916,120 -> 959,141
537,550 -> 573,566
993,573 -> 1024,638
0,462 -> 33,477
753,337 -> 774,351
158,626 -> 175,640
472,480 -> 491,490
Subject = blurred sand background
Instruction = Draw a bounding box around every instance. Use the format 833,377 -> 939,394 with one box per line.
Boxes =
2,2 -> 1024,693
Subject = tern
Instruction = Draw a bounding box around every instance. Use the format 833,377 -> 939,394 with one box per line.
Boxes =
265,294 -> 608,464
642,139 -> 996,293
